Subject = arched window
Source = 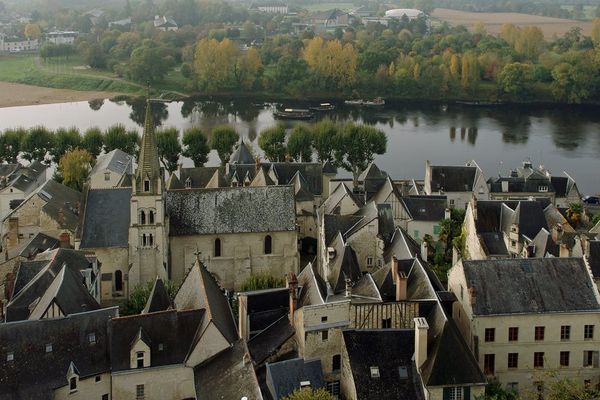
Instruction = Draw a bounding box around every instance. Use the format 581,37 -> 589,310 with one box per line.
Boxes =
332,354 -> 341,372
149,210 -> 155,224
214,238 -> 221,257
264,235 -> 272,255
115,270 -> 123,292
142,234 -> 147,247
149,234 -> 153,247
140,210 -> 146,225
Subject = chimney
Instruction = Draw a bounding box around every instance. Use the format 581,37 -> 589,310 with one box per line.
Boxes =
59,232 -> 70,248
420,241 -> 428,262
345,276 -> 352,298
552,224 -> 564,244
8,217 -> 19,248
395,271 -> 407,301
414,317 -> 429,369
238,294 -> 249,341
4,272 -> 15,301
444,208 -> 451,220
177,163 -> 183,176
468,286 -> 476,305
286,272 -> 298,321
391,256 -> 398,283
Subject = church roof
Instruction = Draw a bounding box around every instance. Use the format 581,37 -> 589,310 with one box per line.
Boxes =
229,140 -> 255,165
135,101 -> 161,193
80,188 -> 132,249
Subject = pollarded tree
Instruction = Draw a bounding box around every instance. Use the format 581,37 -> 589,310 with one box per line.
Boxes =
182,127 -> 210,167
59,148 -> 93,192
0,128 -> 24,163
258,123 -> 287,162
51,127 -> 81,163
311,119 -> 338,163
21,126 -> 55,163
282,388 -> 335,400
211,125 -> 239,165
334,122 -> 387,186
287,124 -> 312,162
82,127 -> 104,159
103,124 -> 140,156
156,127 -> 182,173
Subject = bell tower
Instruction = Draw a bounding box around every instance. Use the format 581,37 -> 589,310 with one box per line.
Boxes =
128,100 -> 168,291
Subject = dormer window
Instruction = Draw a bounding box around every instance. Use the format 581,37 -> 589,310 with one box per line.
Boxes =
45,343 -> 52,353
7,352 -> 14,362
88,332 -> 96,345
144,179 -> 150,192
370,366 -> 380,378
104,172 -> 110,181
185,178 -> 191,189
69,377 -> 77,392
539,186 -> 548,193
136,351 -> 145,368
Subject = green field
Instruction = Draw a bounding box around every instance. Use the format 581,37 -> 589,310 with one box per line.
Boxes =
0,54 -> 142,93
304,2 -> 355,12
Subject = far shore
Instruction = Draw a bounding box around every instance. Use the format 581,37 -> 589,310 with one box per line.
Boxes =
0,82 -> 124,109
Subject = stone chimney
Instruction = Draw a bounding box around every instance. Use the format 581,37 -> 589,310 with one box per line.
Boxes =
238,294 -> 249,341
286,272 -> 298,322
420,241 -> 428,262
552,224 -> 564,244
395,271 -> 408,302
468,286 -> 476,306
391,256 -> 398,283
414,317 -> 429,369
7,217 -> 19,248
59,232 -> 71,248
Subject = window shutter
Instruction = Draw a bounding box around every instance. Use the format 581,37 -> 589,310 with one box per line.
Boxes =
443,388 -> 451,400
464,386 -> 471,400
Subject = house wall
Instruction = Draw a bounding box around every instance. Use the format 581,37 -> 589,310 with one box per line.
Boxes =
425,385 -> 485,400
340,340 -> 357,400
111,364 -> 195,400
0,187 -> 25,222
85,247 -> 129,304
463,202 -> 487,260
169,230 -> 298,290
89,170 -> 124,189
53,372 -> 111,400
346,222 -> 384,272
185,320 -> 229,367
407,220 -> 440,243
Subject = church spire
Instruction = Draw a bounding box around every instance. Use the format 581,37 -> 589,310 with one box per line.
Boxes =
135,100 -> 162,194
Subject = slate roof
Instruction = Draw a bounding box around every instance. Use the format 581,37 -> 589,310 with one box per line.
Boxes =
80,188 -> 131,248
266,358 -> 324,400
475,200 -> 549,240
345,202 -> 395,244
351,274 -> 382,302
38,180 -> 82,231
171,167 -> 224,189
135,102 -> 161,194
383,227 -> 420,264
328,234 -> 362,294
270,163 -> 324,196
229,140 -> 256,165
322,161 -> 337,174
0,163 -> 20,180
90,149 -> 133,176
174,260 -> 238,344
480,232 -> 509,256
10,161 -> 47,193
166,186 -> 296,235
6,249 -> 95,322
429,165 -> 476,192
343,329 -> 425,400
109,309 -> 205,371
323,214 -> 363,246
13,232 -> 59,259
248,314 -> 295,365
142,278 -> 174,314
463,258 -> 600,315
297,263 -> 328,306
402,196 -> 447,222
12,260 -> 48,297
194,339 -> 263,400
321,182 -> 363,215
239,287 -> 289,337
0,307 -> 118,400
588,241 -> 600,279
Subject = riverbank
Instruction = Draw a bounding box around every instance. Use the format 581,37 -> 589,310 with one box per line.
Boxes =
0,82 -> 125,109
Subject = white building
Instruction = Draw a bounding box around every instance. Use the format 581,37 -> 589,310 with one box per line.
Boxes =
385,8 -> 424,20
252,2 -> 288,14
0,34 -> 38,52
46,31 -> 79,45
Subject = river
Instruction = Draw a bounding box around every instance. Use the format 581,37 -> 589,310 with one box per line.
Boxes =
0,97 -> 599,194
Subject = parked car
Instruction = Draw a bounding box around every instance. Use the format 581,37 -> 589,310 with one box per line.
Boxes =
582,196 -> 600,204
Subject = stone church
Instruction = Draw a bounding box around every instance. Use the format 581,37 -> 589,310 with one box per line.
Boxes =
77,103 -> 298,304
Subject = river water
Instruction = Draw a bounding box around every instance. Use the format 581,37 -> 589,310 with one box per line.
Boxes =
0,97 -> 599,194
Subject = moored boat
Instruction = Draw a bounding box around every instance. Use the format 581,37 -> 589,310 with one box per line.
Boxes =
273,108 -> 314,120
363,97 -> 385,106
344,99 -> 364,105
309,103 -> 335,111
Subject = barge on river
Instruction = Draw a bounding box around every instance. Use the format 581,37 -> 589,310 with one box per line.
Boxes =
273,108 -> 314,120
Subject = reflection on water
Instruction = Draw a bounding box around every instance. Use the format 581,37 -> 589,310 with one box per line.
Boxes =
0,98 -> 599,193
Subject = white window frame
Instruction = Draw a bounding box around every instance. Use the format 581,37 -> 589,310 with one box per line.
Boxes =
447,386 -> 464,400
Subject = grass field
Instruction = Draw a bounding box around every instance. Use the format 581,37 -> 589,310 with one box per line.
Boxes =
0,54 -> 142,93
431,8 -> 594,38
304,2 -> 355,12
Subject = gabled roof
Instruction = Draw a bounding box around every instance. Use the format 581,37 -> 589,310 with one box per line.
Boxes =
587,241 -> 600,279
270,162 -> 324,195
463,258 -> 600,315
383,227 -> 420,264
0,307 -> 118,400
205,168 -> 229,188
248,314 -> 295,365
266,358 -> 324,399
428,165 -> 476,192
343,329 -> 425,400
345,202 -> 394,244
12,260 -> 48,297
90,149 -> 133,176
172,167 -> 223,189
229,140 -> 255,165
291,171 -> 314,202
401,196 -> 447,222
166,186 -> 296,235
321,181 -> 363,215
479,232 -> 509,256
174,260 -> 238,344
12,232 -> 59,259
351,274 -> 382,302
323,214 -> 363,246
298,263 -> 328,306
80,188 -> 131,248
109,309 -> 205,371
28,265 -> 100,320
322,160 -> 337,174
8,161 -> 47,193
142,278 -> 174,314
328,234 -> 362,294
250,167 -> 275,187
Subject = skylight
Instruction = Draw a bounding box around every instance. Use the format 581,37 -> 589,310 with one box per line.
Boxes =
370,366 -> 380,378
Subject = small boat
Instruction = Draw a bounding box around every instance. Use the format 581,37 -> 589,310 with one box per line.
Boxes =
273,108 -> 314,120
344,99 -> 363,105
252,102 -> 269,108
456,100 -> 503,107
363,97 -> 385,106
309,103 -> 335,111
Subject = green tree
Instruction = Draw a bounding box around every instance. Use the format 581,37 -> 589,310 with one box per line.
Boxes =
59,149 -> 93,191
51,127 -> 81,163
282,388 -> 336,400
182,127 -> 210,167
82,127 -> 104,158
0,128 -> 24,163
21,126 -> 55,163
104,124 -> 139,155
127,40 -> 175,84
566,202 -> 583,227
211,125 -> 239,165
258,123 -> 287,162
83,43 -> 106,69
156,127 -> 181,173
121,280 -> 179,316
311,119 -> 338,162
239,272 -> 285,291
498,63 -> 532,98
334,123 -> 387,185
551,62 -> 590,103
287,124 -> 313,162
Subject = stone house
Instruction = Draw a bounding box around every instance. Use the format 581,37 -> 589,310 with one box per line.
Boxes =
448,257 -> 600,395
0,161 -> 47,222
88,149 -> 133,189
424,160 -> 488,210
153,15 -> 178,31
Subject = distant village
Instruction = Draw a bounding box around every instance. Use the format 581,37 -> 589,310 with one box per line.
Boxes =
0,95 -> 598,400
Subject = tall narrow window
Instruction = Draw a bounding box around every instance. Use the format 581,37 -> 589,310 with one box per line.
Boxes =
148,234 -> 153,247
214,238 -> 221,257
149,210 -> 154,224
484,354 -> 495,375
508,327 -> 519,341
332,354 -> 341,372
534,352 -> 544,368
140,211 -> 146,225
137,352 -> 144,368
69,377 -> 77,391
264,235 -> 272,254
142,234 -> 147,247
144,179 -> 150,192
115,270 -> 123,292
